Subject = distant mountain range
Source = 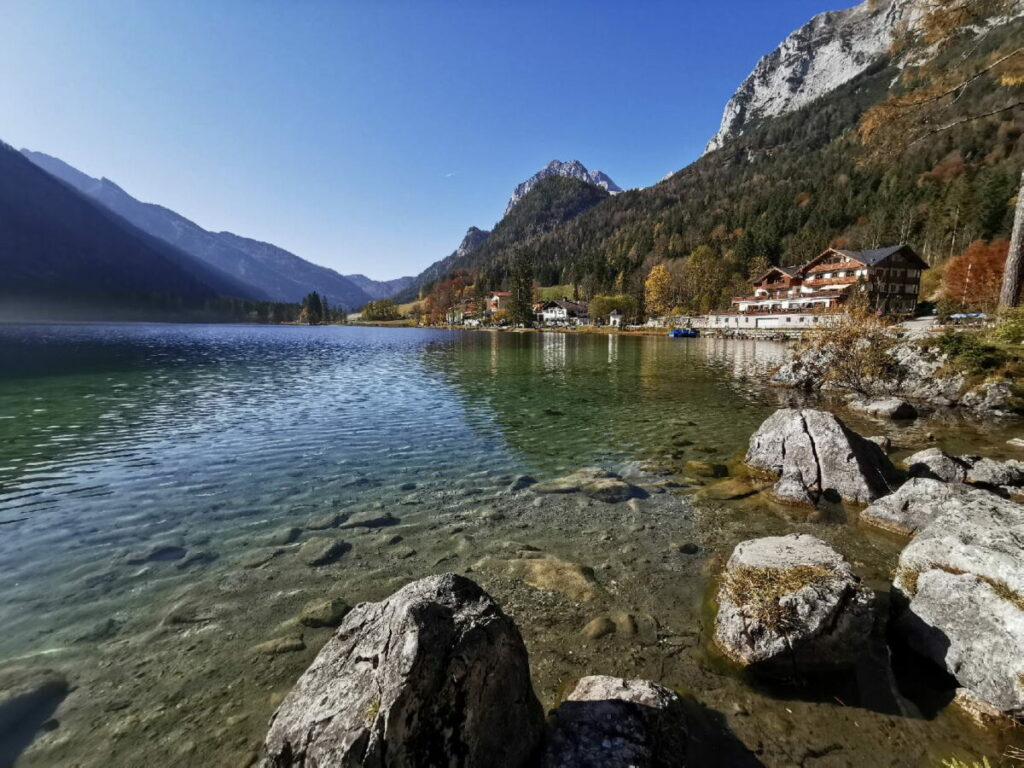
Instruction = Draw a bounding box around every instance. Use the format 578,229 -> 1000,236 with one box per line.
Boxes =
344,274 -> 416,301
21,150 -> 380,311
0,142 -> 256,320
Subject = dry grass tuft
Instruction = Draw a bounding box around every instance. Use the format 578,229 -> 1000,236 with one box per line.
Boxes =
722,564 -> 836,631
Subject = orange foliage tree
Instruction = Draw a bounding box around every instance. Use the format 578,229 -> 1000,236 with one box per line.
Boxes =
942,240 -> 1009,313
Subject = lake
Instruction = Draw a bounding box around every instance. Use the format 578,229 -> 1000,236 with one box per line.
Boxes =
0,323 -> 1019,767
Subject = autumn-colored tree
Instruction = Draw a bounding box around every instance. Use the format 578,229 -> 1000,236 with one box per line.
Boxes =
644,264 -> 673,317
942,239 -> 1009,313
857,0 -> 1024,306
425,273 -> 468,323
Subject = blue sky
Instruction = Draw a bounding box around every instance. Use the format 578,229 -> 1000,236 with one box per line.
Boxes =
1,0 -> 835,279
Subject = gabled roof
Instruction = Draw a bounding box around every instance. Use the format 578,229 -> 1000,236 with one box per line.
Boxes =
752,264 -> 802,284
830,245 -> 928,269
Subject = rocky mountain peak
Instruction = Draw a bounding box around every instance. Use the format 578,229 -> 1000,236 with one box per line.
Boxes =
504,159 -> 621,216
456,226 -> 490,258
704,0 -> 917,154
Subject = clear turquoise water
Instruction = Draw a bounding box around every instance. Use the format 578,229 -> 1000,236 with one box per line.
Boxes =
0,324 -> 785,660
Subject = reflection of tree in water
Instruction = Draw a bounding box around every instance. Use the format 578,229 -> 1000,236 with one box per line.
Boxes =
423,332 -> 780,476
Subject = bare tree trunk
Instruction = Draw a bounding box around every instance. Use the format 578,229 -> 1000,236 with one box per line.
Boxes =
998,169 -> 1024,309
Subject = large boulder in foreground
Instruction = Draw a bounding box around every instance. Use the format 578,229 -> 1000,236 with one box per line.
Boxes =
745,409 -> 896,504
860,478 -> 991,537
261,574 -> 543,767
543,676 -> 687,768
714,534 -> 874,677
893,494 -> 1024,719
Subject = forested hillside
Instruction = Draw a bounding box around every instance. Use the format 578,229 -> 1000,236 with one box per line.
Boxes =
431,17 -> 1023,313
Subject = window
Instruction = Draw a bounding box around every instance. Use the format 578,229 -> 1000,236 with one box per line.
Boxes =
786,317 -> 792,323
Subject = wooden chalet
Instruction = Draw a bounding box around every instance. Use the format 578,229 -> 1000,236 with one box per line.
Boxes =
732,245 -> 928,316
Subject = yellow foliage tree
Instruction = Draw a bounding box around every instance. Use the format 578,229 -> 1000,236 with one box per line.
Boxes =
644,264 -> 673,317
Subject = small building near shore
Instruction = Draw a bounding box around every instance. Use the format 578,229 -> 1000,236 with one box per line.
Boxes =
609,310 -> 623,328
539,298 -> 589,327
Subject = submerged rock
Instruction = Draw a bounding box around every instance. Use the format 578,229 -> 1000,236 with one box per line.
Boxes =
745,408 -> 896,504
849,397 -> 918,420
860,478 -> 990,537
532,468 -> 638,503
903,448 -> 970,483
543,676 -> 687,768
714,534 -> 874,677
475,556 -> 600,602
298,537 -> 351,566
893,492 -> 1024,717
261,574 -> 543,767
0,668 -> 69,754
298,598 -> 351,628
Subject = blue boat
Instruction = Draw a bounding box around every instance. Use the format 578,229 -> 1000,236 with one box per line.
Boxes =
668,328 -> 699,338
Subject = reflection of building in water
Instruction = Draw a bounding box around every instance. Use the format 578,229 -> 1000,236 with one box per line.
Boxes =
541,331 -> 567,371
700,337 -> 790,379
607,333 -> 619,365
490,328 -> 499,375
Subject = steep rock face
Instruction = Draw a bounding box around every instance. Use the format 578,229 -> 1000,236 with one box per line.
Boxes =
455,226 -> 492,258
504,160 -> 620,216
261,573 -> 543,767
705,0 -> 915,153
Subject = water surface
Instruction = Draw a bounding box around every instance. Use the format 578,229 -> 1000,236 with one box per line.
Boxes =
0,323 -> 1018,767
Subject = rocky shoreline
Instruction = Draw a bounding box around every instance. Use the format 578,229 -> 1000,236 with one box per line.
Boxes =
244,408 -> 1024,766
772,336 -> 1023,419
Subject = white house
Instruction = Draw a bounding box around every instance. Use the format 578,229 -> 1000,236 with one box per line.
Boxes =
539,299 -> 589,326
608,310 -> 623,328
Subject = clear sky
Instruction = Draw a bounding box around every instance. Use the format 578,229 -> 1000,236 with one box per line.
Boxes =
1,0 -> 837,279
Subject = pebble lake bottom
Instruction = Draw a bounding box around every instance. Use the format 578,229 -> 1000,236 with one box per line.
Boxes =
0,323 -> 1021,767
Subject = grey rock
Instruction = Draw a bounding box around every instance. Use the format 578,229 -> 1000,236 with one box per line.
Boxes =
850,397 -> 918,420
771,470 -> 817,507
904,448 -> 970,483
893,491 -> 1024,716
542,676 -> 687,768
261,574 -> 543,767
714,534 -> 874,677
745,408 -> 896,503
899,570 -> 1024,718
964,457 -> 1024,488
861,478 -> 990,537
960,379 -> 1021,416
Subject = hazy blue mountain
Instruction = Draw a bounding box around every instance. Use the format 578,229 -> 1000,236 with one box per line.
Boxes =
343,274 -> 416,300
0,141 -> 256,319
22,149 -> 374,310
